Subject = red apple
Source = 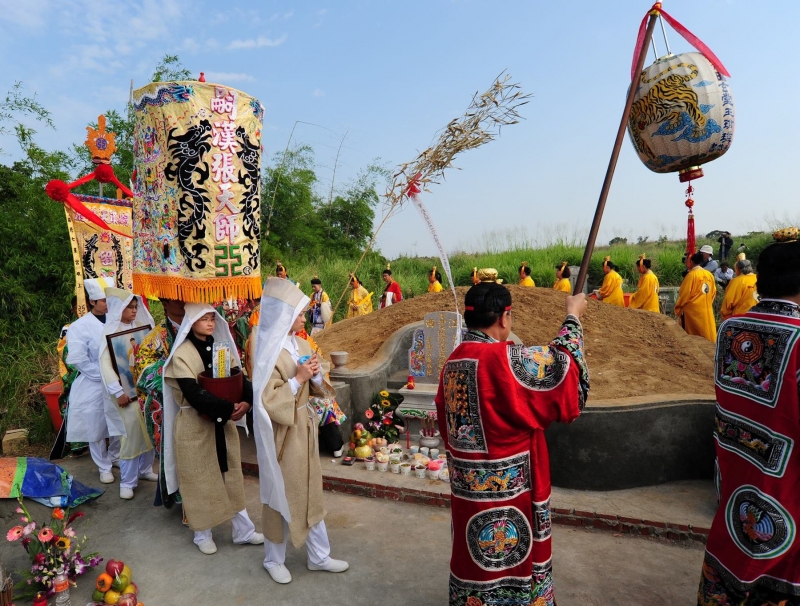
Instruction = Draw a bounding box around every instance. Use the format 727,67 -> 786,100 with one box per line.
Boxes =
106,559 -> 124,577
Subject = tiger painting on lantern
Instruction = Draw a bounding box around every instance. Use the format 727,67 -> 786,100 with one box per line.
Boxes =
628,62 -> 721,169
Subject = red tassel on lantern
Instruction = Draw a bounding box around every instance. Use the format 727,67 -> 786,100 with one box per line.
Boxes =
685,183 -> 696,259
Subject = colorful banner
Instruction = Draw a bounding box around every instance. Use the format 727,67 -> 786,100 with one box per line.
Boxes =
131,81 -> 264,303
66,194 -> 133,317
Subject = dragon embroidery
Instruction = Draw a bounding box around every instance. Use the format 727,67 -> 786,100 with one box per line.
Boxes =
82,234 -> 99,278
110,234 -> 125,287
164,120 -> 212,271
236,125 -> 260,272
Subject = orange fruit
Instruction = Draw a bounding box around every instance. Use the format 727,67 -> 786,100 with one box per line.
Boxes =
97,573 -> 113,592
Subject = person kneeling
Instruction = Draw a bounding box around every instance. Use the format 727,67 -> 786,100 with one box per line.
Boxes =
164,304 -> 264,555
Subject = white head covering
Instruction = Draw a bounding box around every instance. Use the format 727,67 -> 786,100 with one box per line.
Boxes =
162,303 -> 244,496
251,277 -> 310,524
98,288 -> 155,437
699,245 -> 714,255
84,277 -> 112,301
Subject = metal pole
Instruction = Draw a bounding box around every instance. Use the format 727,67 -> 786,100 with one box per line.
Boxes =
658,15 -> 672,55
573,13 -> 660,295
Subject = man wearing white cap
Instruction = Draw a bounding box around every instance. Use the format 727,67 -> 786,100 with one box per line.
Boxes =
252,277 -> 348,584
66,278 -> 121,484
699,244 -> 719,273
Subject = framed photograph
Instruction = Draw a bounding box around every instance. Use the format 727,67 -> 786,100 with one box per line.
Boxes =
106,324 -> 152,398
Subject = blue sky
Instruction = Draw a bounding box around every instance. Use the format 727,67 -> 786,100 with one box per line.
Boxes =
1,0 -> 797,258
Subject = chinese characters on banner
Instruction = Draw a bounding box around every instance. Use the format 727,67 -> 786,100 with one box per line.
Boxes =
66,194 -> 134,317
131,81 -> 264,303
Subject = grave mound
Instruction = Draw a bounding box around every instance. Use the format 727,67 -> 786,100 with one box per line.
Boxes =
317,285 -> 714,401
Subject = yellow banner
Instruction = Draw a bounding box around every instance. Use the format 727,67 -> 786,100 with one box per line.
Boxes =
131,81 -> 264,303
66,194 -> 134,317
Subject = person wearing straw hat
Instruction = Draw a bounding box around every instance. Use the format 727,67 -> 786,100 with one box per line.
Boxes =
99,288 -> 157,499
518,262 -> 535,287
65,278 -> 122,484
428,266 -> 444,293
380,264 -> 403,309
629,254 -> 661,313
435,282 -> 589,606
720,257 -> 758,320
674,251 -> 717,341
252,278 -> 349,584
593,257 -> 624,306
553,262 -> 572,293
697,228 -> 800,604
163,303 -> 263,555
346,274 -> 372,318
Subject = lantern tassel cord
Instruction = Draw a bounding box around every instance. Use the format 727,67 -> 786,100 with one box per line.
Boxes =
573,12 -> 660,295
631,3 -> 730,82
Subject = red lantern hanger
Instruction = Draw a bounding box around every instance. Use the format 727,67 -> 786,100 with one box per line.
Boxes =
45,163 -> 133,239
631,2 -> 731,82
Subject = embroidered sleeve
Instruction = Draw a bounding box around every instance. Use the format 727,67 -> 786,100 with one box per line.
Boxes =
550,317 -> 590,409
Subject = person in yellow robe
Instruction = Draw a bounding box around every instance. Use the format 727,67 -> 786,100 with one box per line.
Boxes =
346,274 -> 373,318
629,254 -> 661,313
518,262 -> 535,287
594,257 -> 624,306
720,258 -> 758,320
553,262 -> 572,293
427,266 -> 443,293
674,251 -> 718,341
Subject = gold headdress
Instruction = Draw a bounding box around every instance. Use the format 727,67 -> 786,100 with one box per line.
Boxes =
736,252 -> 746,261
472,267 -> 478,276
430,265 -> 438,278
386,263 -> 391,270
521,261 -> 528,268
477,268 -> 502,283
773,227 -> 799,243
603,256 -> 611,268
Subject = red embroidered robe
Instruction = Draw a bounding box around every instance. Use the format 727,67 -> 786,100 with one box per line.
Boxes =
699,299 -> 800,603
435,319 -> 589,606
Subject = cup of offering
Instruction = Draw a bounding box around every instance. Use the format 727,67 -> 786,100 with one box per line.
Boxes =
400,463 -> 412,475
364,457 -> 376,471
414,465 -> 427,479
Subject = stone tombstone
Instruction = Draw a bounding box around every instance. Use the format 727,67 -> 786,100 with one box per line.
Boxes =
414,311 -> 462,385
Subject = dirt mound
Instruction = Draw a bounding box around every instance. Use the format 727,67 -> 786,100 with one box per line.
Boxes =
316,286 -> 715,401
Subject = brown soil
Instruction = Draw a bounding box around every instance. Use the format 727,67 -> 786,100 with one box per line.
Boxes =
316,286 -> 715,401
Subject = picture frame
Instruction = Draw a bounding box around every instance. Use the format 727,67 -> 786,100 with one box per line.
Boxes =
106,324 -> 152,398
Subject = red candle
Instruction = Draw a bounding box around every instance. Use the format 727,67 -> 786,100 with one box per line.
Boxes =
33,592 -> 47,606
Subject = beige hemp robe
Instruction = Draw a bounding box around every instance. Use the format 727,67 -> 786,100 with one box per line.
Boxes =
260,337 -> 326,547
165,341 -> 246,531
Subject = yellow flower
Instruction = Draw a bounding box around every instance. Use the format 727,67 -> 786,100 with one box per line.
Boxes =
379,390 -> 389,398
55,536 -> 70,550
381,399 -> 391,408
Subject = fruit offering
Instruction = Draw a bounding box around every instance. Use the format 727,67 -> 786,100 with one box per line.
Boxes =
92,559 -> 142,606
347,423 -> 374,459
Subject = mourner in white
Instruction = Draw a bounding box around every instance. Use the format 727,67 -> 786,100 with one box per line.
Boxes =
65,278 -> 121,484
252,277 -> 349,584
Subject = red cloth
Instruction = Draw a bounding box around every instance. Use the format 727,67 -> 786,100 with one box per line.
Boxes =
380,281 -> 403,308
435,322 -> 588,606
699,300 -> 800,601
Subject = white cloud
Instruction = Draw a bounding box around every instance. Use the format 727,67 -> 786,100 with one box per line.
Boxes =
313,89 -> 325,97
270,10 -> 293,22
203,71 -> 256,83
0,0 -> 50,28
314,8 -> 327,27
229,33 -> 288,50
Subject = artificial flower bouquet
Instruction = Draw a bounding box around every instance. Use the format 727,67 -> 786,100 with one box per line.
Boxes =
364,389 -> 405,444
6,498 -> 102,598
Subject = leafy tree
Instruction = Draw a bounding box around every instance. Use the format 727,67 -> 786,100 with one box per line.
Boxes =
0,82 -> 53,156
151,54 -> 193,82
609,236 -> 628,246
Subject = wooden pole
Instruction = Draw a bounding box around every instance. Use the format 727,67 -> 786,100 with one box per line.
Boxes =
573,13 -> 660,295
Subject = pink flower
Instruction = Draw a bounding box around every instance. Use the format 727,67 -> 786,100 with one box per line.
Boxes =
63,527 -> 76,538
23,522 -> 36,536
15,507 -> 23,514
364,409 -> 374,419
38,528 -> 54,543
6,526 -> 24,541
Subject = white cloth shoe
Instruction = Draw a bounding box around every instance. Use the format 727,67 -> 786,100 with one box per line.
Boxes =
139,472 -> 158,481
99,472 -> 114,484
236,532 -> 264,545
111,460 -> 120,469
307,558 -> 349,573
332,448 -> 344,457
119,487 -> 134,500
265,564 -> 292,584
196,539 -> 217,555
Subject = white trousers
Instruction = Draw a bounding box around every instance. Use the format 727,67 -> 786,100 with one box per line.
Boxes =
119,450 -> 156,489
192,509 -> 256,545
88,436 -> 121,474
263,519 -> 331,569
